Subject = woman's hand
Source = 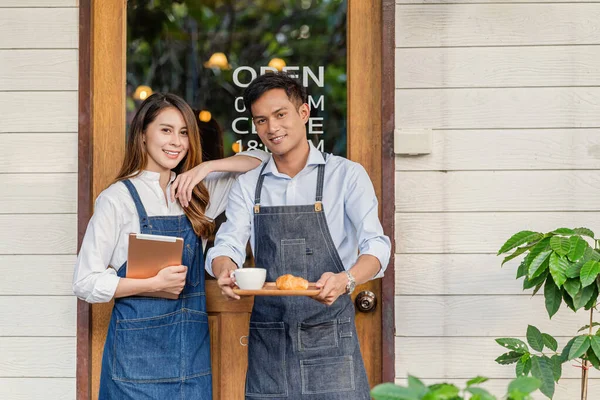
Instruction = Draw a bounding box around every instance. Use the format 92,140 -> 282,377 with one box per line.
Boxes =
170,162 -> 213,207
152,265 -> 188,296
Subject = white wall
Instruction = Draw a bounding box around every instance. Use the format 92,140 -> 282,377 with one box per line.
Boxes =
0,1 -> 78,399
394,1 -> 600,399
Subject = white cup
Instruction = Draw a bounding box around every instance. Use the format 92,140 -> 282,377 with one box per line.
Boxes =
232,268 -> 267,290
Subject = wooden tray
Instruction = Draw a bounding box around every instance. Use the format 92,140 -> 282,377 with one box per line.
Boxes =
233,282 -> 320,297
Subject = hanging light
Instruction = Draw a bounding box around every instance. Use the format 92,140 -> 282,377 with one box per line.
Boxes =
232,141 -> 242,153
204,52 -> 231,70
133,85 -> 153,101
268,58 -> 286,71
198,110 -> 212,122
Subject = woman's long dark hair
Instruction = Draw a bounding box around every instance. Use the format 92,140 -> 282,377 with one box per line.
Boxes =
115,93 -> 214,237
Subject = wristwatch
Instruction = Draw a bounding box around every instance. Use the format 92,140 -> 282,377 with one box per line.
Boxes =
345,271 -> 356,295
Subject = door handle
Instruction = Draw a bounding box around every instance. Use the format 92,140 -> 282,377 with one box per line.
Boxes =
355,290 -> 377,313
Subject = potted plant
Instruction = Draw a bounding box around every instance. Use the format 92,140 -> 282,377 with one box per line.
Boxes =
496,228 -> 600,399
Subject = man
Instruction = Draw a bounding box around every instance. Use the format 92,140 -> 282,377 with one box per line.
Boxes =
206,72 -> 391,399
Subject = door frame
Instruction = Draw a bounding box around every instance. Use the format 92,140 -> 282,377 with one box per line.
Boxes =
76,1 -> 396,397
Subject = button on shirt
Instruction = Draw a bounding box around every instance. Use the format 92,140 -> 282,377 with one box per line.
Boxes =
206,141 -> 391,278
73,151 -> 268,303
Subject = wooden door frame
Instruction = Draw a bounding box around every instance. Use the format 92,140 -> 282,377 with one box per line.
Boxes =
76,1 -> 396,397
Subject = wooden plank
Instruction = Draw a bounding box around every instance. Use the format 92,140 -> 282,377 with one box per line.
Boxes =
0,50 -> 77,90
396,46 -> 600,88
0,92 -> 77,132
0,297 -> 76,336
0,8 -> 77,49
394,129 -> 600,171
0,255 -> 75,295
395,295 -> 589,336
396,254 -> 523,295
0,214 -> 76,254
0,173 -> 77,213
396,171 -> 600,212
396,88 -> 600,129
396,4 -> 600,48
394,378 -> 600,400
396,212 -> 600,254
0,378 -> 75,400
0,133 -> 77,173
0,338 -> 75,377
396,337 -> 599,379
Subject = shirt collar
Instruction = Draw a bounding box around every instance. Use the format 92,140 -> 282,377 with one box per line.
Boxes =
139,170 -> 177,184
261,140 -> 326,176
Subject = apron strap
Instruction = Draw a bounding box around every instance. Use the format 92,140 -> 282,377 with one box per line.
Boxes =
122,180 -> 150,226
254,162 -> 270,205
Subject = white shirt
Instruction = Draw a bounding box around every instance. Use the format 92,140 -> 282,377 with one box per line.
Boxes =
206,141 -> 391,279
73,151 -> 269,303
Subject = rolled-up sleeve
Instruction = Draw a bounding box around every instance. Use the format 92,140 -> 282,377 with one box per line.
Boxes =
72,194 -> 121,303
345,163 -> 391,279
205,177 -> 252,277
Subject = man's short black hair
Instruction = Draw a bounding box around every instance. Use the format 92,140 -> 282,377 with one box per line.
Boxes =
243,72 -> 308,116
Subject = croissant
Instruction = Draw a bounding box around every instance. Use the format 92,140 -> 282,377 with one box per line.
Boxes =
276,274 -> 309,290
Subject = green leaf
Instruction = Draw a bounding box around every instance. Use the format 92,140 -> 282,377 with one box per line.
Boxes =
550,355 -> 562,382
466,387 -> 495,400
516,259 -> 528,279
370,383 -> 420,400
566,261 -> 584,279
550,236 -> 571,257
549,253 -> 569,288
530,356 -> 555,398
523,270 -> 548,290
526,325 -> 545,352
574,284 -> 596,311
585,284 -> 598,310
552,228 -> 575,235
466,376 -> 489,387
543,277 -> 561,318
564,278 -> 581,298
508,376 -> 541,394
580,260 -> 600,288
503,245 -> 535,267
496,351 -> 525,365
516,354 -> 532,377
542,334 -> 558,352
574,227 -> 595,239
428,383 -> 460,399
568,236 -> 588,262
560,337 -> 577,362
499,231 -> 543,255
568,336 -> 590,360
587,347 -> 600,370
407,375 -> 428,396
496,338 -> 529,353
529,250 -> 552,279
562,290 -> 576,311
579,323 -> 600,333
532,280 -> 545,297
589,336 -> 600,361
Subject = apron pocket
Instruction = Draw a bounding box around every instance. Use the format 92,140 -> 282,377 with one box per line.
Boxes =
300,356 -> 355,395
246,321 -> 288,397
181,309 -> 211,378
281,238 -> 307,277
113,310 -> 183,382
298,320 -> 338,351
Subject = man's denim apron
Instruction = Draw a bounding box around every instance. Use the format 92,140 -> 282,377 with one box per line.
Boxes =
246,157 -> 371,399
99,180 -> 212,399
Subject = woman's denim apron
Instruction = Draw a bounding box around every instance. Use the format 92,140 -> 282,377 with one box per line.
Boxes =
98,180 -> 212,399
246,157 -> 371,399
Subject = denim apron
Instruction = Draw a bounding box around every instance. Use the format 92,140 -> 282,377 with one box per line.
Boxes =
98,179 -> 212,399
245,157 -> 371,399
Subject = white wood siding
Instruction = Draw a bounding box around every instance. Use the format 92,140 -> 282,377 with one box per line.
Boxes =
394,2 -> 600,399
0,2 -> 78,399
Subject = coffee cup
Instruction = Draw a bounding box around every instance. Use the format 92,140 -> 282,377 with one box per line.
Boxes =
232,268 -> 267,290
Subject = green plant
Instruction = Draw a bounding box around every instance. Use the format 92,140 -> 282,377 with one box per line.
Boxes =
497,228 -> 600,399
370,376 -> 540,400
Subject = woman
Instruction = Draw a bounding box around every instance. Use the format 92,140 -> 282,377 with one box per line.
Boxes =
73,93 -> 267,399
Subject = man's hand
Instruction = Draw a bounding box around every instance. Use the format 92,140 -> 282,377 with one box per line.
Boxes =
314,272 -> 348,306
213,256 -> 240,300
